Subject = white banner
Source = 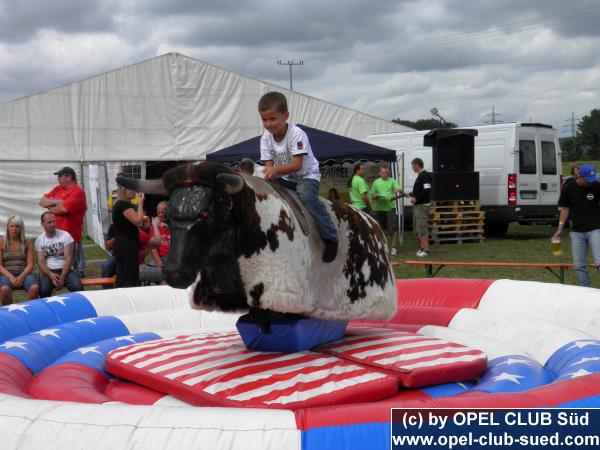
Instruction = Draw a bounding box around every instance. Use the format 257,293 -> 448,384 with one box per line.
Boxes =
83,164 -> 109,251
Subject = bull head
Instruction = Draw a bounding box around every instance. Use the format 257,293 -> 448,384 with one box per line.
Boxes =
117,165 -> 243,289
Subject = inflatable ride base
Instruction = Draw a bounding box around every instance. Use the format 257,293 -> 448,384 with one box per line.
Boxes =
236,314 -> 348,352
5,279 -> 600,450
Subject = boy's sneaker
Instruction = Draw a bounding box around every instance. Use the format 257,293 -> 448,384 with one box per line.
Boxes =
416,248 -> 423,257
391,247 -> 397,256
416,250 -> 430,258
322,240 -> 338,263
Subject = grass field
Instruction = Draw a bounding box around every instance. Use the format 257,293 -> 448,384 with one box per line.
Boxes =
390,160 -> 600,284
391,222 -> 584,285
392,160 -> 599,284
562,160 -> 596,176
10,220 -> 590,304
8,160 -> 599,302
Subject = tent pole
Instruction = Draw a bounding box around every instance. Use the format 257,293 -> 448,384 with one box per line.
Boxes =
396,153 -> 404,246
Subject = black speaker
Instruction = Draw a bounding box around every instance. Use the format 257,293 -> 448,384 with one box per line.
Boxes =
425,129 -> 477,172
431,172 -> 479,201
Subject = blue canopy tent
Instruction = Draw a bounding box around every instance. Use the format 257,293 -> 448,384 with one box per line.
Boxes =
207,124 -> 405,244
206,125 -> 397,165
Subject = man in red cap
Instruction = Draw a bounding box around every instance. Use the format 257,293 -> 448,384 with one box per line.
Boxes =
39,167 -> 88,277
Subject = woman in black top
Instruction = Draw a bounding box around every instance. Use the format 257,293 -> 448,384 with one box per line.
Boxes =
112,186 -> 144,287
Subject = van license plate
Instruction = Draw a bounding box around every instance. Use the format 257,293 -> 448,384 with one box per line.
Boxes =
520,191 -> 537,200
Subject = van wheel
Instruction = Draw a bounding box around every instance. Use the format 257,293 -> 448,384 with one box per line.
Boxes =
484,221 -> 509,237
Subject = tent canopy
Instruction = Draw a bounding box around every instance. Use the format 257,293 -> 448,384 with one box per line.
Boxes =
207,125 -> 397,165
0,53 -> 412,162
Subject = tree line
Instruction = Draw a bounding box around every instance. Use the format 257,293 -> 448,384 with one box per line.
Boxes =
392,118 -> 458,129
394,109 -> 600,162
561,109 -> 600,161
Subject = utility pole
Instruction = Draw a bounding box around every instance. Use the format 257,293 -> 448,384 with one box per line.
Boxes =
483,106 -> 503,124
564,112 -> 579,138
276,59 -> 303,91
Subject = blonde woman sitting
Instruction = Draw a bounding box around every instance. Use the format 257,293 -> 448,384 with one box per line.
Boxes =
0,215 -> 40,305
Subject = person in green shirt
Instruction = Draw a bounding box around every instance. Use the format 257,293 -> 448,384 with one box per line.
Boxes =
371,165 -> 402,256
347,163 -> 371,212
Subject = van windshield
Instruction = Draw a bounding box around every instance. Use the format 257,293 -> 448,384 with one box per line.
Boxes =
519,140 -> 536,174
541,141 -> 557,174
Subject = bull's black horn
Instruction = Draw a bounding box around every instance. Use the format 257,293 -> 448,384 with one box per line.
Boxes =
116,177 -> 168,196
216,173 -> 243,194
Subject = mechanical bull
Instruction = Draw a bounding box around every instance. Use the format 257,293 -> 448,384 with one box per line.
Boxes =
118,161 -> 397,322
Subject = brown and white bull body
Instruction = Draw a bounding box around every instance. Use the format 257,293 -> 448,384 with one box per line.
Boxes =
119,161 -> 397,321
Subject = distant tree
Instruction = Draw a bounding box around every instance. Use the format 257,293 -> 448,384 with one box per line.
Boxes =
393,118 -> 458,130
577,109 -> 600,159
560,137 -> 583,162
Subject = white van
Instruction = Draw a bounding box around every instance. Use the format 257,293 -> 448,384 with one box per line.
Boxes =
366,123 -> 562,235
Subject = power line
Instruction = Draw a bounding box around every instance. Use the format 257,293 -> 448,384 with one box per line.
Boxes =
483,106 -> 503,125
329,6 -> 600,59
563,112 -> 580,138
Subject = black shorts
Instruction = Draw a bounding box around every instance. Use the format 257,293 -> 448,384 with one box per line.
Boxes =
374,209 -> 399,232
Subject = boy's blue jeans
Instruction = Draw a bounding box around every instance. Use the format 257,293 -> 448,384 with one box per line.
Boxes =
295,178 -> 338,242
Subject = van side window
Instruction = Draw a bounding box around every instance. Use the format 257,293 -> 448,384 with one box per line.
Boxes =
519,140 -> 536,174
541,141 -> 557,174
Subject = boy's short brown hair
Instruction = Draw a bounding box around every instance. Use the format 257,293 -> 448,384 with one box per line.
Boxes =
258,91 -> 288,113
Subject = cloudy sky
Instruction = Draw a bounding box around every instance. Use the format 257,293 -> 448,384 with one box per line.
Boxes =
0,0 -> 599,136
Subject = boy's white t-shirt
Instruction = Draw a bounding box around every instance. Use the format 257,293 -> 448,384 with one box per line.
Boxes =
34,229 -> 74,270
260,123 -> 321,183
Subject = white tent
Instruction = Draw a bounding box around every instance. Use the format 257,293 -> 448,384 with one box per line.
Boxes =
0,52 -> 411,237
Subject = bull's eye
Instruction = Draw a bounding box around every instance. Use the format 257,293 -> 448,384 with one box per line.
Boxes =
200,210 -> 210,219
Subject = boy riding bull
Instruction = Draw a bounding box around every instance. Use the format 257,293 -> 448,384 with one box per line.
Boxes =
258,92 -> 339,263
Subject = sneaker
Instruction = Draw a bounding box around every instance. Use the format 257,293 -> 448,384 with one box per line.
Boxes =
416,248 -> 423,257
390,247 -> 397,256
322,240 -> 338,263
417,250 -> 430,258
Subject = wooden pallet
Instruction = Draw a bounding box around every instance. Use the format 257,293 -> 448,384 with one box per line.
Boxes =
428,200 -> 484,245
429,221 -> 484,231
430,228 -> 484,237
429,211 -> 485,221
429,200 -> 480,213
429,233 -> 485,245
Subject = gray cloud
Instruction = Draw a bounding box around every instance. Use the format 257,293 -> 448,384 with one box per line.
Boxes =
0,0 -> 598,136
0,0 -> 119,43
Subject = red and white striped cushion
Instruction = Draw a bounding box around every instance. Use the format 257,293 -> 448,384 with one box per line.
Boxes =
106,331 -> 399,409
317,328 -> 487,388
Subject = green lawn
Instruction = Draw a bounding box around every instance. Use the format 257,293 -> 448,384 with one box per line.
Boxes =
391,222 -> 584,285
562,160 -> 597,176
10,160 -> 600,302
16,221 -> 589,305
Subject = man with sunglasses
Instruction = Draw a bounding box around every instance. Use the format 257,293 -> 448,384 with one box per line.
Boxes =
553,164 -> 600,287
39,167 -> 87,278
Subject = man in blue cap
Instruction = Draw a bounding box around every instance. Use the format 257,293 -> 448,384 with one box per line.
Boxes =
553,164 -> 600,286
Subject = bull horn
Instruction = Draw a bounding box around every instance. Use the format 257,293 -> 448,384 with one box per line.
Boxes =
116,177 -> 168,196
216,173 -> 243,194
